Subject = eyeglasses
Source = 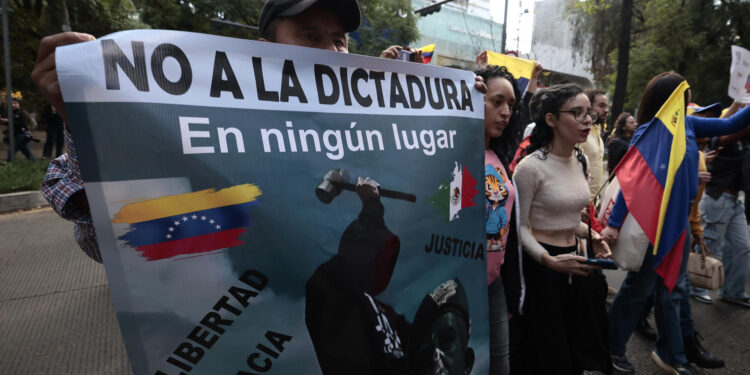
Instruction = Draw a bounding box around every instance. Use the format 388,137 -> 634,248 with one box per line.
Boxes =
558,108 -> 599,123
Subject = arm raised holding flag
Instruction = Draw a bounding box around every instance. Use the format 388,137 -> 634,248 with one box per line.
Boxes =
604,71 -> 750,373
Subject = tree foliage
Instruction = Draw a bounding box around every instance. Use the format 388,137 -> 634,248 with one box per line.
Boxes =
567,0 -> 750,113
349,0 -> 419,57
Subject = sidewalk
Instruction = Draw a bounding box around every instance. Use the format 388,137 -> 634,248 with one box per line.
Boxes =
0,208 -> 748,374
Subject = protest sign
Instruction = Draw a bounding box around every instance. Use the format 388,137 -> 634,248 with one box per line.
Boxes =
729,45 -> 750,103
57,30 -> 488,374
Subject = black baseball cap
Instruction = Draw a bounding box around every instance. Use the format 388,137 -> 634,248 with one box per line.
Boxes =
259,0 -> 361,37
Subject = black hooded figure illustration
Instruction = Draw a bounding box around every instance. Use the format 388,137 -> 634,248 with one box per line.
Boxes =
407,279 -> 474,375
305,177 -> 411,375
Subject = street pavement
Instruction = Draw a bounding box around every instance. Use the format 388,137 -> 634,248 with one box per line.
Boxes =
1,208 -> 749,374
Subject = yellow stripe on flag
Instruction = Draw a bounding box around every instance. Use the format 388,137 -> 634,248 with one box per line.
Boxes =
485,50 -> 535,83
418,43 -> 435,53
653,80 -> 690,254
112,183 -> 262,224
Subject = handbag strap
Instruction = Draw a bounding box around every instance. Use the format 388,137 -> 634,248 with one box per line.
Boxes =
699,241 -> 714,258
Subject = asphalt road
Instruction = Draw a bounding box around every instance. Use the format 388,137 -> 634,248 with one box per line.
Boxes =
1,208 -> 748,374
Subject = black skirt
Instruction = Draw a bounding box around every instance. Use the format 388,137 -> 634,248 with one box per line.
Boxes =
515,243 -> 612,375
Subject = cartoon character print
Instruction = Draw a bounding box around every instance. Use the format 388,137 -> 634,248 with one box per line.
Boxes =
485,164 -> 509,251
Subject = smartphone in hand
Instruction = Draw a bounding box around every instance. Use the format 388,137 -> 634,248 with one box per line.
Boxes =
583,258 -> 618,270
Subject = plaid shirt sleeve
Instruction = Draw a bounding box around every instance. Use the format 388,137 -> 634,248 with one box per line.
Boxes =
41,128 -> 101,262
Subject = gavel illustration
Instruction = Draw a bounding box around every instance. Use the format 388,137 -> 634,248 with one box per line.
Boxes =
315,169 -> 417,204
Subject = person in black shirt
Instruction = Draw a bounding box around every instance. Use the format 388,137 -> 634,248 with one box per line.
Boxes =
607,112 -> 636,173
42,104 -> 65,158
2,98 -> 35,161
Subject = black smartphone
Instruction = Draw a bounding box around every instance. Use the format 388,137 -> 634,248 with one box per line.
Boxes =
583,258 -> 618,270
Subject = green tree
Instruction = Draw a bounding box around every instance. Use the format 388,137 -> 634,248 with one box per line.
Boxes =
132,0 -> 264,40
2,0 -> 148,111
568,0 -> 750,114
349,0 -> 419,57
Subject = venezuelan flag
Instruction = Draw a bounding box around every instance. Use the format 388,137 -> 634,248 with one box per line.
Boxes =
113,184 -> 262,261
418,43 -> 435,64
613,81 -> 690,290
486,50 -> 536,95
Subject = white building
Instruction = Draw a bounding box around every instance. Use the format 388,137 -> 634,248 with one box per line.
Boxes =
530,0 -> 593,86
412,0 -> 504,68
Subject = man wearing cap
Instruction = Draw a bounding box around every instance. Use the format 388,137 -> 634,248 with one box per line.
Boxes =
31,0 -> 363,262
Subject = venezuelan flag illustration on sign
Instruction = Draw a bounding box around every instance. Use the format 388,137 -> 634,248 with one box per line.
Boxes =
113,184 -> 262,261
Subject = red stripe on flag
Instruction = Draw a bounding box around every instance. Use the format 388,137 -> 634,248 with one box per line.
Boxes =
461,168 -> 478,208
654,231 -> 686,291
135,228 -> 247,261
616,148 -> 663,243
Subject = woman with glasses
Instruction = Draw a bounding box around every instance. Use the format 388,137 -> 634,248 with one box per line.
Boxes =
513,84 -> 612,374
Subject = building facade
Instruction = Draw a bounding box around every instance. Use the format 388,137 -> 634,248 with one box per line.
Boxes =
411,0 -> 503,69
529,0 -> 593,86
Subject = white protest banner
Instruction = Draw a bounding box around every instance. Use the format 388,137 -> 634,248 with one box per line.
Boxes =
57,30 -> 488,375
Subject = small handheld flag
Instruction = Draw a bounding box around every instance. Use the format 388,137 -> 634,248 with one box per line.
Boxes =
485,50 -> 536,95
418,44 -> 435,64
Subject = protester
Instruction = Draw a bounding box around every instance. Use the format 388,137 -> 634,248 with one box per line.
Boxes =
602,72 -> 750,374
476,64 -> 523,375
2,96 -> 36,161
42,104 -> 65,159
607,112 -> 636,172
476,51 -> 543,154
580,89 -> 608,200
513,83 -> 612,374
693,100 -> 750,308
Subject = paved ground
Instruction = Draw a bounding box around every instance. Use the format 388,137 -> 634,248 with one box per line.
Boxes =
0,208 -> 748,374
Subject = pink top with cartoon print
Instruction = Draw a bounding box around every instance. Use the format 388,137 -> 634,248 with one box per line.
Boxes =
485,150 -> 515,284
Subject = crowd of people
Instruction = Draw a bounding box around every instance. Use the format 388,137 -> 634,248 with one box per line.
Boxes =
27,0 -> 750,374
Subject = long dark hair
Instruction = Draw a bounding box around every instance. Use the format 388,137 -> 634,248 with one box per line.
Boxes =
613,111 -> 633,138
637,71 -> 688,125
521,84 -> 586,166
476,65 -> 522,169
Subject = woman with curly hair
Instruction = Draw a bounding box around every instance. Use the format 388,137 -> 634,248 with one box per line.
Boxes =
513,84 -> 612,374
475,65 -> 523,375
